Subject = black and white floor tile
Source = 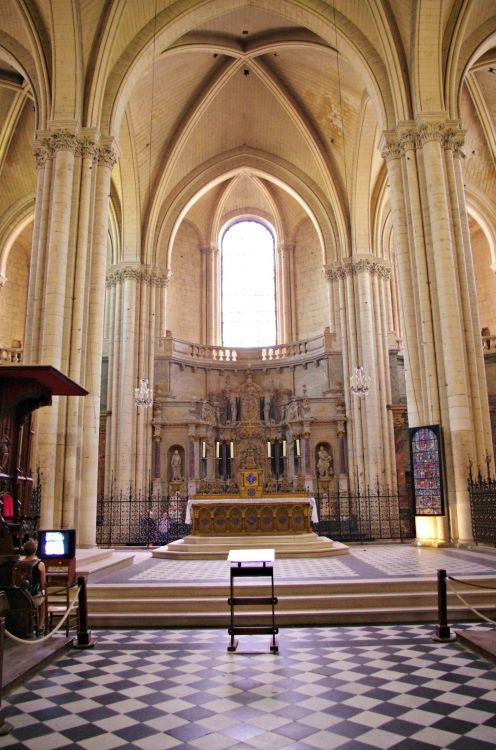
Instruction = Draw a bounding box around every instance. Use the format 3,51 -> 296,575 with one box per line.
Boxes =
1,624 -> 495,749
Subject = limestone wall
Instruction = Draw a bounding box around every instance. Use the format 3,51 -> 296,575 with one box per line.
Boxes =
472,221 -> 496,334
0,230 -> 30,349
167,222 -> 202,342
294,217 -> 328,340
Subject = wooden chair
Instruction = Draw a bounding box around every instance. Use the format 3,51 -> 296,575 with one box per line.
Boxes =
46,576 -> 79,636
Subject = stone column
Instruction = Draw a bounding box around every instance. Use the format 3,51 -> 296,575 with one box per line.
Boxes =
105,265 -> 168,494
326,259 -> 396,492
381,118 -> 493,544
63,133 -> 99,528
24,143 -> 52,362
201,245 -> 219,345
79,138 -> 119,547
33,129 -> 79,529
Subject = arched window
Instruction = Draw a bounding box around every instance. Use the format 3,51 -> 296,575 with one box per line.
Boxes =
221,220 -> 276,347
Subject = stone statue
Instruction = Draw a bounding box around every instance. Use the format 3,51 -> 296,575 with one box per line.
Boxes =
317,445 -> 332,479
170,449 -> 182,480
0,430 -> 10,471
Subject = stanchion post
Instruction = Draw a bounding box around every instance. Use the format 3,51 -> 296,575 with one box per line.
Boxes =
433,568 -> 456,642
0,598 -> 12,735
73,575 -> 95,649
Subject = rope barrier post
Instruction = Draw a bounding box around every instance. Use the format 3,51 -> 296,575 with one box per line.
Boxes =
432,569 -> 456,642
73,576 -> 95,649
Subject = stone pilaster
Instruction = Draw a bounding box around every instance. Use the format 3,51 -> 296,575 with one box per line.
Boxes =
276,243 -> 296,342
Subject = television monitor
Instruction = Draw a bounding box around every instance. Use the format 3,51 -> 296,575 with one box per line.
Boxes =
38,529 -> 76,560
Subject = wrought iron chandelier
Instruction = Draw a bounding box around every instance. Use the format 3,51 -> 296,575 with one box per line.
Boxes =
134,378 -> 153,408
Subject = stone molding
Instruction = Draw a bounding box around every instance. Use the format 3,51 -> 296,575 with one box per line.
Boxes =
106,265 -> 170,288
324,257 -> 391,282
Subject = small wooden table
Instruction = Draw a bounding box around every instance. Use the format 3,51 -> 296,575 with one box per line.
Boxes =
227,548 -> 278,653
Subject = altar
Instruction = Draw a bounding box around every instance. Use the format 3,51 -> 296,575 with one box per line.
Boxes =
186,496 -> 318,536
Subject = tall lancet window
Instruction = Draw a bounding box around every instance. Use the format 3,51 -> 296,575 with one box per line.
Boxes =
221,220 -> 277,347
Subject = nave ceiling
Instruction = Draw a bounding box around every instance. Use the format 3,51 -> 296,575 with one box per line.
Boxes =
0,2 -> 495,321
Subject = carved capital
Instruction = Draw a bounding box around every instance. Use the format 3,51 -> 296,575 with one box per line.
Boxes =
398,128 -> 418,153
48,129 -> 80,156
0,274 -> 7,287
98,142 -> 119,168
380,132 -> 402,161
32,143 -> 49,168
79,138 -> 99,161
106,264 -> 170,288
328,257 -> 391,281
417,120 -> 448,146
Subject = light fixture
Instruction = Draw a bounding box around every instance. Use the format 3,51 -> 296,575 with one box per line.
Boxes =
350,366 -> 370,397
134,378 -> 153,408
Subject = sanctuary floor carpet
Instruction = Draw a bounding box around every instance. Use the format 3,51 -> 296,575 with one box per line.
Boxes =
98,544 -> 496,584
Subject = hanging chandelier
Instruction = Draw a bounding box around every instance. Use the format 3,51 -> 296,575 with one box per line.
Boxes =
350,366 -> 370,397
134,378 -> 153,408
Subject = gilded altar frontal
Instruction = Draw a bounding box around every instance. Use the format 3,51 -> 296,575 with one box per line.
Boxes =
0,1 -> 496,551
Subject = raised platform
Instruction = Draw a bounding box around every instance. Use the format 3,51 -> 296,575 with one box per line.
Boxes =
153,532 -> 349,559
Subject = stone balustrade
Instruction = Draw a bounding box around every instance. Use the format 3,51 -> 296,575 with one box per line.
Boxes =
163,333 -> 329,366
0,347 -> 23,363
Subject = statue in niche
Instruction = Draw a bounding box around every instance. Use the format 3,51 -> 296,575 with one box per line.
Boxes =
170,449 -> 182,480
264,396 -> 271,424
201,401 -> 217,424
317,445 -> 333,479
0,429 -> 10,472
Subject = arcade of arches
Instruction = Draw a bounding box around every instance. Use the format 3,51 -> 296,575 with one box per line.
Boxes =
1,1 -> 496,549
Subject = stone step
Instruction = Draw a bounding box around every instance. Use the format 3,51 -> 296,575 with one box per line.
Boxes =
153,534 -> 348,559
86,575 -> 496,627
75,548 -> 136,582
87,575 -> 496,598
87,603 -> 496,629
87,590 -> 496,614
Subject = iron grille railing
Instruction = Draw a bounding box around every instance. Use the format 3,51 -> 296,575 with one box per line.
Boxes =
96,485 -> 189,547
468,468 -> 496,545
95,481 -> 415,546
313,485 -> 415,542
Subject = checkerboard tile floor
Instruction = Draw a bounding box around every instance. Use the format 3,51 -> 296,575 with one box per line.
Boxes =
1,624 -> 495,749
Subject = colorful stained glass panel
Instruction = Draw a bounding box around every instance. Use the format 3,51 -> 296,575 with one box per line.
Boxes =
410,425 -> 444,515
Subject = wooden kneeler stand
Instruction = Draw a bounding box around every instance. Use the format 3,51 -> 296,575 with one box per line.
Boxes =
227,549 -> 278,654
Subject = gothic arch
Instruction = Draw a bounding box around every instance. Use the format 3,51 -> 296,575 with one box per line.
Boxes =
153,150 -> 334,274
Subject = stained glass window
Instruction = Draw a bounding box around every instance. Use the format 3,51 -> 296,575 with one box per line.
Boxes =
221,220 -> 276,347
409,425 -> 444,515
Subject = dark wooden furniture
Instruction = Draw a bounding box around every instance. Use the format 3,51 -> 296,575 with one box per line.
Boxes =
0,366 -> 86,637
227,548 -> 278,653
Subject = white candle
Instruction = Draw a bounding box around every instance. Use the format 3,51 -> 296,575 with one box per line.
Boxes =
267,441 -> 271,457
